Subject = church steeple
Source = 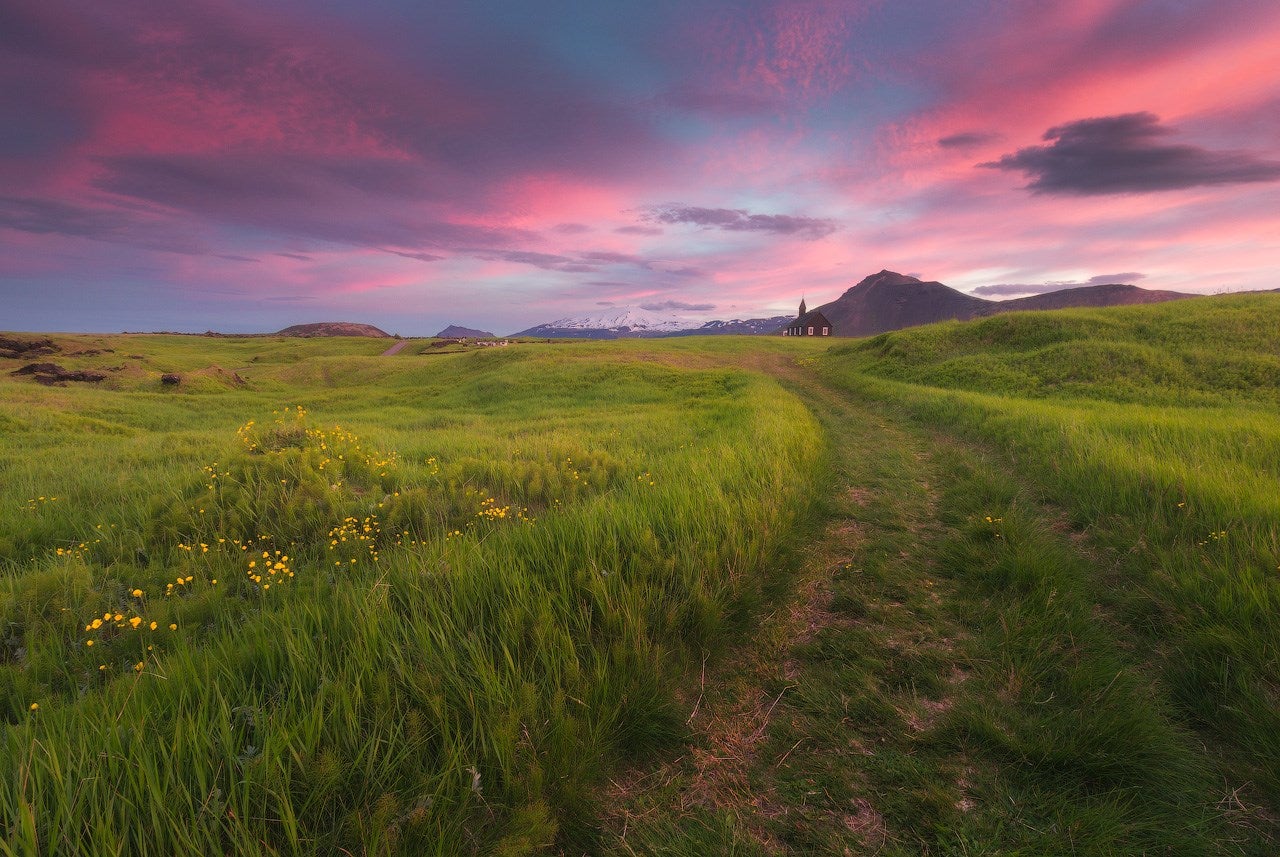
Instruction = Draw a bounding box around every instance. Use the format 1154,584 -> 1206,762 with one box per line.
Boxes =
798,296 -> 807,317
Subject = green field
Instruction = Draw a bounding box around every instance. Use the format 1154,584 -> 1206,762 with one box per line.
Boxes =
3,297 -> 1279,855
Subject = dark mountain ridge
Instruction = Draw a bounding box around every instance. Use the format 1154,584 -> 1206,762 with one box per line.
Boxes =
811,271 -> 1196,336
435,325 -> 496,338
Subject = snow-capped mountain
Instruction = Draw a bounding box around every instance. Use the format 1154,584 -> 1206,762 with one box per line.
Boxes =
513,307 -> 802,339
515,307 -> 707,338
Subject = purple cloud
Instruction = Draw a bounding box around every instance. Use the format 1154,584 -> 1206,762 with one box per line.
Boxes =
642,205 -> 838,239
983,113 -> 1280,194
937,131 -> 999,149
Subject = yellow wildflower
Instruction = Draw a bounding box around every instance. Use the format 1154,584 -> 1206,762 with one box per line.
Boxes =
29,702 -> 38,711
132,589 -> 143,598
149,621 -> 158,631
168,623 -> 177,631
129,617 -> 142,629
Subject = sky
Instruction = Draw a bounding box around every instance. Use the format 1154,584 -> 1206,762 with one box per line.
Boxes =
2,0 -> 1279,335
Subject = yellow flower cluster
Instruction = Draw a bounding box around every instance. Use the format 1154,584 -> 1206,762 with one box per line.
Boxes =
1197,529 -> 1229,547
327,516 -> 382,565
83,607 -> 175,647
202,462 -> 232,490
247,550 -> 295,589
477,497 -> 511,520
476,497 -> 535,524
306,424 -> 397,474
637,471 -> 655,486
55,542 -> 91,559
236,418 -> 260,452
165,574 -> 199,596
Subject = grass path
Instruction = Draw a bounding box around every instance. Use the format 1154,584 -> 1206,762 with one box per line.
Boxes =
380,339 -> 411,356
597,355 -> 1276,855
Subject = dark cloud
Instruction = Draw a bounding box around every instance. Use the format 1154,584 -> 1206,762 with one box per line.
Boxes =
389,250 -> 446,263
639,300 -> 715,311
937,131 -> 999,149
0,195 -> 206,254
615,225 -> 664,236
642,205 -> 837,239
276,252 -> 313,262
1087,272 -> 1144,285
973,272 -> 1146,297
664,265 -> 706,278
551,223 -> 592,234
217,254 -> 258,262
93,153 -> 533,250
473,250 -> 592,272
983,112 -> 1280,194
580,251 -> 647,266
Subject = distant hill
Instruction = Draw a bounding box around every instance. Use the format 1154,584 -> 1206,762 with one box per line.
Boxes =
435,325 -> 496,338
808,270 -> 1195,336
276,322 -> 391,338
1001,283 -> 1195,312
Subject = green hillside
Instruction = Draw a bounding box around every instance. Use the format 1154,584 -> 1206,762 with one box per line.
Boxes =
2,298 -> 1279,854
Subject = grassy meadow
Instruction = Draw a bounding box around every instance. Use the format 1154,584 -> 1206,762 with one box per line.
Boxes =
816,295 -> 1280,803
0,334 -> 822,854
3,295 -> 1280,855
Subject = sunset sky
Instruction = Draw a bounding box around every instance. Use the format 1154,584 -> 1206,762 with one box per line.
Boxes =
3,0 -> 1279,335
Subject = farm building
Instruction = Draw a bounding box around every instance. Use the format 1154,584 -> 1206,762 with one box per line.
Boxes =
782,298 -> 833,336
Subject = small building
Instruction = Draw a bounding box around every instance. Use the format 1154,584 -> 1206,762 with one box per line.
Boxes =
782,298 -> 833,336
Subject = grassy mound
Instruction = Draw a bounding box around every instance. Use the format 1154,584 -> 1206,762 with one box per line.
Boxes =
819,293 -> 1280,807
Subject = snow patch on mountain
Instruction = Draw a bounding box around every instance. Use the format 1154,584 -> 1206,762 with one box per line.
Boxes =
528,307 -> 706,333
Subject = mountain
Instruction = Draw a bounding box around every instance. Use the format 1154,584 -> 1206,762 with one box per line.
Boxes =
1000,283 -> 1192,311
808,271 -> 1195,336
276,322 -> 391,338
435,325 -> 496,338
815,270 -> 991,337
514,308 -> 705,338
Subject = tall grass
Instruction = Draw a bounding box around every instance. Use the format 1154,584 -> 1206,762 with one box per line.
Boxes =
817,293 -> 1280,804
1,337 -> 820,854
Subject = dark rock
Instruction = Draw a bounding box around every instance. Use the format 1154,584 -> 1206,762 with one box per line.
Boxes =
11,363 -> 104,383
161,373 -> 181,385
11,362 -> 63,376
0,337 -> 59,359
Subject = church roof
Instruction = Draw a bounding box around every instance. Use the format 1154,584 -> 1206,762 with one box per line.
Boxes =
791,309 -> 832,328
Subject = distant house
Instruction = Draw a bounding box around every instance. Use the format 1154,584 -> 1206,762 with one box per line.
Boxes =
782,298 -> 833,336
